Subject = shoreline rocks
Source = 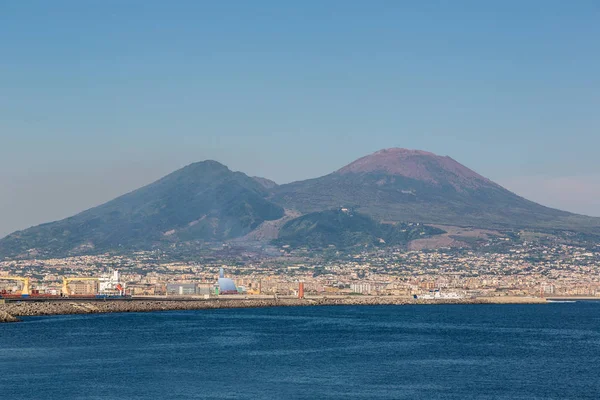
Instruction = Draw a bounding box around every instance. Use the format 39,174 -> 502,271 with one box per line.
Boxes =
0,296 -> 546,322
0,310 -> 19,323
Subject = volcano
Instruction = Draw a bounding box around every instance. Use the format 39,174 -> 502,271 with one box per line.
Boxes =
270,148 -> 599,231
1,148 -> 599,258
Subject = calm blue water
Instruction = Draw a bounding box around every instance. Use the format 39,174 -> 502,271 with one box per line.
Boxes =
1,303 -> 600,399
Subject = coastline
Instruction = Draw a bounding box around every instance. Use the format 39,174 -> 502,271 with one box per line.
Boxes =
0,296 -> 546,323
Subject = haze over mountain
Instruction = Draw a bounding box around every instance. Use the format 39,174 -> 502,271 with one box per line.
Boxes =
1,148 -> 599,258
0,161 -> 284,258
271,148 -> 600,232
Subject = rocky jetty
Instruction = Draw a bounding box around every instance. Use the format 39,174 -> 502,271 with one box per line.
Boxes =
0,296 -> 545,322
0,309 -> 19,323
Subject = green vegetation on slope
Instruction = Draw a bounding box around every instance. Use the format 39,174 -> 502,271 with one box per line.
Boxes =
270,171 -> 600,233
275,209 -> 445,249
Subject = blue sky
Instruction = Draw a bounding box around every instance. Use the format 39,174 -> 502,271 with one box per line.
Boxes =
1,1 -> 599,237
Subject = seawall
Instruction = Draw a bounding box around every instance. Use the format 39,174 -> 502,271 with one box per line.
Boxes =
0,309 -> 20,323
0,296 -> 546,322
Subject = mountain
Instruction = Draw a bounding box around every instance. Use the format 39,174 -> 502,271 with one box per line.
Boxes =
252,176 -> 278,189
275,208 -> 445,249
271,148 -> 600,232
2,148 -> 599,259
0,161 -> 284,258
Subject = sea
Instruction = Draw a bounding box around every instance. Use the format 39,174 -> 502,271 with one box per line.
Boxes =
1,302 -> 599,399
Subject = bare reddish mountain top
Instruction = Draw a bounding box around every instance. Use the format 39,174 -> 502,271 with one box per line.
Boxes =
336,148 -> 495,189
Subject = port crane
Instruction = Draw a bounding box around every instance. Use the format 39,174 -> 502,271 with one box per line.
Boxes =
0,276 -> 31,296
62,277 -> 98,296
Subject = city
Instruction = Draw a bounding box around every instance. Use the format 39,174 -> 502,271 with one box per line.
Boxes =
2,236 -> 599,299
2,2 -> 600,398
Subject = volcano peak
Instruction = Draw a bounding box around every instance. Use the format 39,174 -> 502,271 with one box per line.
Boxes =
335,148 -> 493,189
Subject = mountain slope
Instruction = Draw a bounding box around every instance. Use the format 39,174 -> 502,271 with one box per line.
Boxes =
275,209 -> 445,249
2,148 -> 599,259
252,176 -> 278,189
271,148 -> 600,232
0,161 -> 284,258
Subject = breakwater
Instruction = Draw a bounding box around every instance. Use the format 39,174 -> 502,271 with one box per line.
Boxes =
0,309 -> 19,323
0,296 -> 546,322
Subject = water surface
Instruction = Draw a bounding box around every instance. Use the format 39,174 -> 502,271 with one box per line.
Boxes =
1,303 -> 599,399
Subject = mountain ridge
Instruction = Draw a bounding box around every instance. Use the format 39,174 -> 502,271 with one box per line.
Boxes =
270,148 -> 599,232
1,148 -> 599,258
0,160 -> 284,257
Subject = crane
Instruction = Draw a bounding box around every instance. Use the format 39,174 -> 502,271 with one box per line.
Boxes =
0,276 -> 31,296
62,277 -> 98,296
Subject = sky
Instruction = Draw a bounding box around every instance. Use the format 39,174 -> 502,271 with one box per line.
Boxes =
1,1 -> 599,237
